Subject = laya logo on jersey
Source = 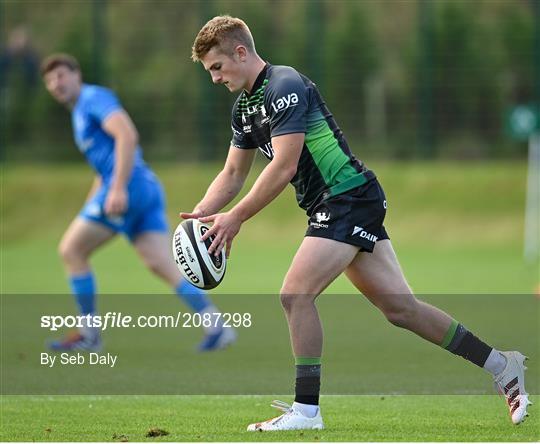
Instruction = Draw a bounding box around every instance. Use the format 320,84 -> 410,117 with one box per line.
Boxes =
271,93 -> 299,113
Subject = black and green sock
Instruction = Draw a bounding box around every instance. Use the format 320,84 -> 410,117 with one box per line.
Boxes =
441,319 -> 492,367
294,357 -> 321,405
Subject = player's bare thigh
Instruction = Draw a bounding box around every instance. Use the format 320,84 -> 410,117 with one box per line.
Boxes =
345,239 -> 413,308
58,217 -> 115,272
281,236 -> 359,296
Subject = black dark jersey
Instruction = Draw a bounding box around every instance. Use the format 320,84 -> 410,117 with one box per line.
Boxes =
231,64 -> 371,213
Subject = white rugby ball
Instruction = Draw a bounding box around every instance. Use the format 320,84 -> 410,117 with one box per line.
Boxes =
172,219 -> 226,289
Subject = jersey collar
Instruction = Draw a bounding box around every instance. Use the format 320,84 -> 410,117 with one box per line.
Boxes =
247,63 -> 270,96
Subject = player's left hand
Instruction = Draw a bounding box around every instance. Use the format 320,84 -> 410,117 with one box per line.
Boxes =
105,186 -> 128,216
199,211 -> 242,258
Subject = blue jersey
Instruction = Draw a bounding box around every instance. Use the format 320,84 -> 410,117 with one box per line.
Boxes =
71,84 -> 151,184
72,84 -> 169,240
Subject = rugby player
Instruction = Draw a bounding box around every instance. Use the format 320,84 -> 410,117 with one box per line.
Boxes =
41,53 -> 235,352
184,16 -> 531,429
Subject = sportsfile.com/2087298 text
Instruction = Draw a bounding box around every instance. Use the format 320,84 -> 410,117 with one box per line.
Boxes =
40,312 -> 252,331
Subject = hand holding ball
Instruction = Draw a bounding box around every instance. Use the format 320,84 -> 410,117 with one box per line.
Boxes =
172,219 -> 226,289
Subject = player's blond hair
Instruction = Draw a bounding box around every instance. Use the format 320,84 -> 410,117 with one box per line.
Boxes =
191,15 -> 256,62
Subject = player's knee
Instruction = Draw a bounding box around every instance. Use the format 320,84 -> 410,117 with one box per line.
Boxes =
279,289 -> 316,312
142,255 -> 174,284
280,292 -> 294,312
280,276 -> 324,297
142,256 -> 163,277
383,299 -> 419,328
58,239 -> 80,265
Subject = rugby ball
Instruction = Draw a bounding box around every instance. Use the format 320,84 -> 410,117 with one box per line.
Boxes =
172,219 -> 226,289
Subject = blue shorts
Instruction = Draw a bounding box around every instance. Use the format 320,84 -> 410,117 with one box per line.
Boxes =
79,176 -> 169,242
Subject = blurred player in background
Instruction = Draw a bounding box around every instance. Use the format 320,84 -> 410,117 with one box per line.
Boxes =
41,53 -> 235,352
185,16 -> 530,429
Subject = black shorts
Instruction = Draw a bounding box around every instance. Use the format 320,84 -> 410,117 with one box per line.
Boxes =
305,178 -> 389,252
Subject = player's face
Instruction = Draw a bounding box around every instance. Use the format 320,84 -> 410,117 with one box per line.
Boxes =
201,47 -> 247,93
44,65 -> 81,106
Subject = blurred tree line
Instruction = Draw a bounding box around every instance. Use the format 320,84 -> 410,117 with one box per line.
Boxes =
1,0 -> 537,162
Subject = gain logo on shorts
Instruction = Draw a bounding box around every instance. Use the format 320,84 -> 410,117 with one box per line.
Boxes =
310,209 -> 331,229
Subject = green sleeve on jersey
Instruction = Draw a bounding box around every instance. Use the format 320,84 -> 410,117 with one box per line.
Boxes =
304,119 -> 358,187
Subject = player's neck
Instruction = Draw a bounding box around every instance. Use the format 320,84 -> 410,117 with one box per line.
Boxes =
244,56 -> 267,93
66,84 -> 82,109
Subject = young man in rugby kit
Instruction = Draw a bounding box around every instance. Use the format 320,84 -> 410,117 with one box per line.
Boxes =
184,16 -> 530,430
41,53 -> 235,352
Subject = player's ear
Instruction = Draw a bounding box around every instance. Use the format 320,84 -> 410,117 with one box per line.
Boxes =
235,45 -> 248,62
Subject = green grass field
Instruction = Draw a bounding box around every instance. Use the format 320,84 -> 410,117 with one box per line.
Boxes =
2,395 -> 538,442
1,162 -> 539,441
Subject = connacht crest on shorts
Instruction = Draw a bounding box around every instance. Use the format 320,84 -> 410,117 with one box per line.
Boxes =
310,208 -> 331,229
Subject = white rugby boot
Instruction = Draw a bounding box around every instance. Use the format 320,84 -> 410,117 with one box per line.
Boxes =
493,351 -> 532,424
247,400 -> 324,431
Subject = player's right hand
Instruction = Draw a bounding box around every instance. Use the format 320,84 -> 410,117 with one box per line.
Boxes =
105,186 -> 128,216
179,208 -> 205,220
